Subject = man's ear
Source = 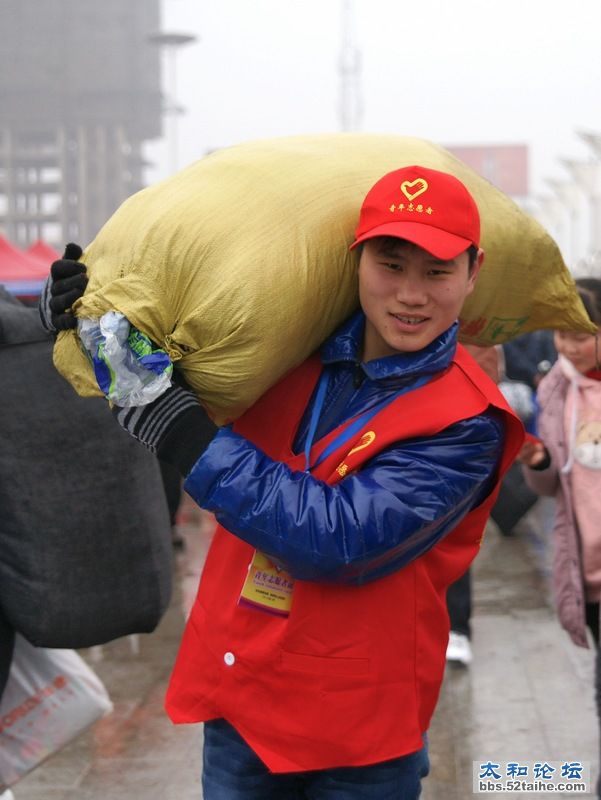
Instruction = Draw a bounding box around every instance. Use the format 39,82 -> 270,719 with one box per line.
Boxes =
467,248 -> 485,292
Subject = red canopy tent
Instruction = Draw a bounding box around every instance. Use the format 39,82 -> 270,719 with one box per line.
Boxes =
0,236 -> 53,297
26,239 -> 60,266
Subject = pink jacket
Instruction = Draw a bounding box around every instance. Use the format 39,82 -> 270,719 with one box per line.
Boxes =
523,360 -> 589,648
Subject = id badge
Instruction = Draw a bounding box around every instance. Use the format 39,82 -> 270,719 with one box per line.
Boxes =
238,551 -> 295,617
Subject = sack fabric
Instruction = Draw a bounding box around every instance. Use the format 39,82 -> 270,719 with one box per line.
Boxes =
52,133 -> 594,424
0,296 -> 173,648
0,635 -> 112,789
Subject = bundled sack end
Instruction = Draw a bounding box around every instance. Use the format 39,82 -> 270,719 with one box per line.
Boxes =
78,312 -> 173,407
458,203 -> 595,344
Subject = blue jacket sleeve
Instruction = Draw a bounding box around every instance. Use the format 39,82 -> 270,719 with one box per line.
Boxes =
183,412 -> 505,584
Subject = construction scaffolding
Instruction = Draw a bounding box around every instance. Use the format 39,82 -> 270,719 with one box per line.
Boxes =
0,0 -> 162,249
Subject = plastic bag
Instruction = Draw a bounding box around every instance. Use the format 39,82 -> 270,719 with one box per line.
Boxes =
0,635 -> 113,790
78,312 -> 172,406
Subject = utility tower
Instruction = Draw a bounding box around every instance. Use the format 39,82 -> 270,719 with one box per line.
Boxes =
338,0 -> 363,132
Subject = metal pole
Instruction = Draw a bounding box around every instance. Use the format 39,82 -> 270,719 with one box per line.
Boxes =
338,0 -> 363,132
148,32 -> 197,176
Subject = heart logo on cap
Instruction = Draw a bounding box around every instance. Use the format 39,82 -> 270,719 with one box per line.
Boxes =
400,178 -> 428,202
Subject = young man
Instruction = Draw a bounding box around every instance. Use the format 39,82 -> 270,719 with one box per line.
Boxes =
43,165 -> 524,799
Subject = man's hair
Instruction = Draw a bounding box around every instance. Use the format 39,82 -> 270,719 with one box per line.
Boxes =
357,237 -> 479,270
575,277 -> 601,326
467,244 -> 478,272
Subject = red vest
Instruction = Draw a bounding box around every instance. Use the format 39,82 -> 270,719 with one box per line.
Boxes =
165,346 -> 524,772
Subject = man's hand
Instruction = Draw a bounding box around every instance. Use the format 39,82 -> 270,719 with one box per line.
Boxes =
39,243 -> 88,332
112,381 -> 218,477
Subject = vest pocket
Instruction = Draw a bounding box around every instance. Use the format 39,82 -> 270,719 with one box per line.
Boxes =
280,649 -> 369,677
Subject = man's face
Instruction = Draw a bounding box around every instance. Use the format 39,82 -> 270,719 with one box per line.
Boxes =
358,238 -> 483,361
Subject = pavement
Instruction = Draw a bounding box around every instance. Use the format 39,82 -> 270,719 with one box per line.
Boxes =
9,495 -> 599,799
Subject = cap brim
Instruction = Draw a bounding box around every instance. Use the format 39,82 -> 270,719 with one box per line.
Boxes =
350,220 -> 474,260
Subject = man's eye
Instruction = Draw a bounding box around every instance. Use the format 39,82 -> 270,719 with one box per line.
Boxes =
430,269 -> 450,276
383,262 -> 402,270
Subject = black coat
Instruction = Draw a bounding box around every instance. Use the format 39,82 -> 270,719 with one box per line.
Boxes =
0,290 -> 173,698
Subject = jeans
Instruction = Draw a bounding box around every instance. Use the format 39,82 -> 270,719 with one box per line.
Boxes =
202,718 -> 430,799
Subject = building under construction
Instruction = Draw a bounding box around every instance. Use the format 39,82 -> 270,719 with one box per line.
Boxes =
0,0 -> 162,249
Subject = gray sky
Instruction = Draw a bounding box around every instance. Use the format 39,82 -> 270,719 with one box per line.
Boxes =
145,0 -> 601,201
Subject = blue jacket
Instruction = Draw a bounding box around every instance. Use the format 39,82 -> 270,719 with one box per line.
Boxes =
184,312 -> 505,584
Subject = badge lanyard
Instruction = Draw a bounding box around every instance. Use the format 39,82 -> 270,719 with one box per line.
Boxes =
303,367 -> 432,472
240,367 -> 432,617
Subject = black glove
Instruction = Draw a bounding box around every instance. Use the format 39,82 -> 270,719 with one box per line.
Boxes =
39,243 -> 88,332
112,382 -> 218,477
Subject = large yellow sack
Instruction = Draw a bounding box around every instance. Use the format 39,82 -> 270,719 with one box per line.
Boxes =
54,133 -> 593,423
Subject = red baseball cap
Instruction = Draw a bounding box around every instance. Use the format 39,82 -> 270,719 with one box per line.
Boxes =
350,165 -> 480,259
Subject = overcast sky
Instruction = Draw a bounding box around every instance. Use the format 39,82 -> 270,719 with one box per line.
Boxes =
144,0 -> 601,204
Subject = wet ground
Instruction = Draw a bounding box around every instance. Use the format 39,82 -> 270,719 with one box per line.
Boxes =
10,496 -> 598,799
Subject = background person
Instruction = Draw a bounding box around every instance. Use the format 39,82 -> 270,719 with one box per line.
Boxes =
502,330 -> 556,390
446,344 -> 502,666
490,337 -> 553,537
518,277 -> 601,799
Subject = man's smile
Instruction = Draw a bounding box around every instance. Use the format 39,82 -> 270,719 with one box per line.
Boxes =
390,313 -> 429,327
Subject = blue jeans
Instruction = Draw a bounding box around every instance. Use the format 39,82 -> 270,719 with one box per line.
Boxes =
202,718 -> 430,799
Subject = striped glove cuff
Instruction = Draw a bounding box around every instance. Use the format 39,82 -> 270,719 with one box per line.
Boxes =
113,384 -> 218,475
39,277 -> 54,333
